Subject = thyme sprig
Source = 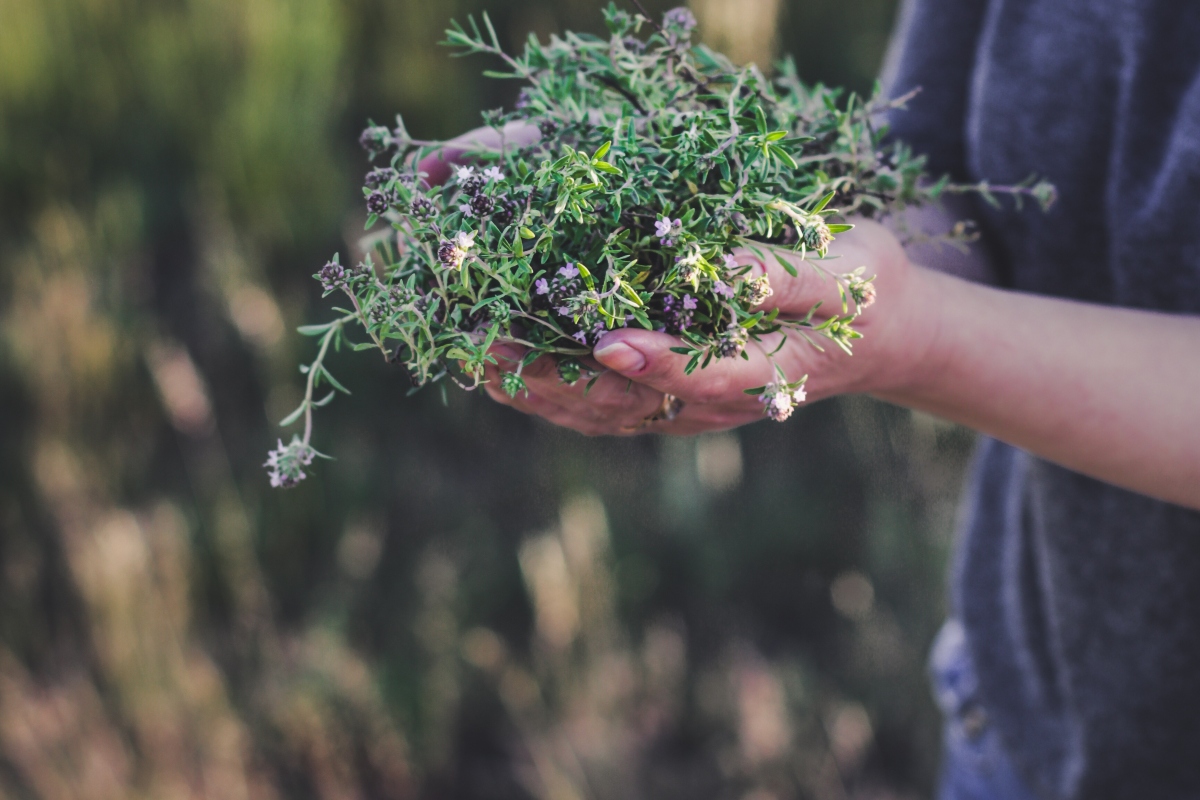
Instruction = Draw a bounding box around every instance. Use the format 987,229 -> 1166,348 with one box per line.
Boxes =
268,3 -> 1054,487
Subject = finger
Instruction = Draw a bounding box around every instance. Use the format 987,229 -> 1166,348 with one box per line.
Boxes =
593,328 -> 791,405
484,348 -> 664,431
485,372 -> 644,436
525,365 -> 668,430
417,122 -> 540,186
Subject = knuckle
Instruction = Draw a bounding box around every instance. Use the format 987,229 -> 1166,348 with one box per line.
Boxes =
689,369 -> 735,404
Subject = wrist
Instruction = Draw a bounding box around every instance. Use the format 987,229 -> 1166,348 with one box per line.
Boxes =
864,264 -> 961,401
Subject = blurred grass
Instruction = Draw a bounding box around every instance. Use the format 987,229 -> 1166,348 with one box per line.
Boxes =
0,0 -> 977,798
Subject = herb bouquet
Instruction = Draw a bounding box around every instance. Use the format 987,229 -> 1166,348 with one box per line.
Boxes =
264,3 -> 1054,488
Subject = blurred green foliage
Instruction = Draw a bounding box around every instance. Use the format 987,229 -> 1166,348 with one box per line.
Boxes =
0,1 -> 976,798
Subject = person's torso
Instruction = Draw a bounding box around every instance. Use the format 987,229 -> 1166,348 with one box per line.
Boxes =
888,1 -> 1200,798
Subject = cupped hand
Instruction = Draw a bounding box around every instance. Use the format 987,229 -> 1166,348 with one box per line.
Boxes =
483,218 -> 940,436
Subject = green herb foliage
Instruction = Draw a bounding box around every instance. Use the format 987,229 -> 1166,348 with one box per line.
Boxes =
266,3 -> 1054,488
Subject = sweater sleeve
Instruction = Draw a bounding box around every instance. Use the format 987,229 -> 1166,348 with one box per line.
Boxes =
881,0 -> 991,181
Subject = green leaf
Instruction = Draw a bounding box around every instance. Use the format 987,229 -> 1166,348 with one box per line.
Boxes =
774,252 -> 798,277
311,391 -> 337,408
811,191 -> 836,213
279,402 -> 307,427
769,145 -> 798,169
297,322 -> 336,336
318,366 -> 351,395
593,141 -> 612,160
827,223 -> 854,233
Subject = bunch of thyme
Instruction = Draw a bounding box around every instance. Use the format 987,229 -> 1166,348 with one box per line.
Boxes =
265,3 -> 1055,488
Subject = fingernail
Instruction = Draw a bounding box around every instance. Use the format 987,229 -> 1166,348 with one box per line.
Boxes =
593,341 -> 646,373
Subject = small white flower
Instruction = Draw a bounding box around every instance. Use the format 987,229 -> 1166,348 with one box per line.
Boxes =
458,203 -> 475,217
483,166 -> 505,182
454,231 -> 477,249
455,165 -> 477,182
759,381 -> 807,422
765,392 -> 795,422
676,245 -> 702,269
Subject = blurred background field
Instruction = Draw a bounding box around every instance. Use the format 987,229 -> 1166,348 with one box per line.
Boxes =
0,0 -> 978,797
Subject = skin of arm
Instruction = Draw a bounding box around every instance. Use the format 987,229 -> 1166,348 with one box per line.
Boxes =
418,127 -> 1200,509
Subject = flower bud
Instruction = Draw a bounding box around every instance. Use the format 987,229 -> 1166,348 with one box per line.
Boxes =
746,275 -> 773,306
366,190 -> 389,216
409,196 -> 436,220
364,167 -> 397,189
469,193 -> 495,217
500,371 -> 527,398
800,216 -> 833,251
715,324 -> 747,359
317,260 -> 348,292
359,125 -> 391,159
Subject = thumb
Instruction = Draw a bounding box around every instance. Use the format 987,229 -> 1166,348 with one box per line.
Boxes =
593,328 -> 774,404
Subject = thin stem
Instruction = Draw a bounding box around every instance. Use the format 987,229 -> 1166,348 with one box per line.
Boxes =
302,318 -> 348,445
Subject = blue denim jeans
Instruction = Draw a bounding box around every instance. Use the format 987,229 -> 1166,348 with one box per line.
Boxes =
931,620 -> 1042,800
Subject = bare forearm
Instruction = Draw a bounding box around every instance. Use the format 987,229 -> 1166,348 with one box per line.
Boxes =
878,268 -> 1200,509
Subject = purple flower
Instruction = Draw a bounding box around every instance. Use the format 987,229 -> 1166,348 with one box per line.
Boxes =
723,253 -> 739,270
714,280 -> 735,299
558,263 -> 580,279
366,191 -> 389,216
359,125 -> 391,158
264,436 -> 316,489
654,217 -> 683,245
535,278 -> 550,295
682,294 -> 697,310
557,306 -> 572,316
663,7 -> 697,34
573,331 -> 589,344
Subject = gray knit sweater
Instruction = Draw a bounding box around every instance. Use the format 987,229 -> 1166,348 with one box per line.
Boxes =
885,1 -> 1200,797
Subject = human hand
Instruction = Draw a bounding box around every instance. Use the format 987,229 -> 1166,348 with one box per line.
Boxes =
482,218 -> 940,435
416,121 -> 540,186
